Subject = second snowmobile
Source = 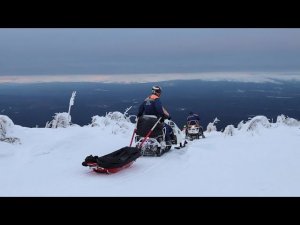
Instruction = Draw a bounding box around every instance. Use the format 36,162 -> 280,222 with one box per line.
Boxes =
186,120 -> 205,140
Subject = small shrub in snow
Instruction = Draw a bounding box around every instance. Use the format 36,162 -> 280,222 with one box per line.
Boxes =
0,115 -> 14,138
91,112 -> 129,127
90,110 -> 135,135
46,91 -> 77,128
206,117 -> 220,132
46,112 -> 71,128
107,111 -> 128,122
0,115 -> 20,144
237,120 -> 244,130
276,114 -> 300,127
223,125 -> 235,136
243,116 -> 271,132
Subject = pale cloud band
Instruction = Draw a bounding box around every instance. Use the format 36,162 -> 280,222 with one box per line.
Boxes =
1,72 -> 300,84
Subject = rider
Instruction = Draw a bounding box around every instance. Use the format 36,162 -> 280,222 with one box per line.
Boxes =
186,111 -> 205,138
137,85 -> 173,145
187,111 -> 200,125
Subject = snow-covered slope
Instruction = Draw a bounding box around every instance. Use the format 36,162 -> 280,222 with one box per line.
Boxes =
0,113 -> 300,196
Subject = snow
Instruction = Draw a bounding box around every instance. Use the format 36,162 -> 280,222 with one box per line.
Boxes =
0,113 -> 300,196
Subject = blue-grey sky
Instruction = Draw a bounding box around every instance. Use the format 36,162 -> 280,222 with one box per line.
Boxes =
1,28 -> 300,75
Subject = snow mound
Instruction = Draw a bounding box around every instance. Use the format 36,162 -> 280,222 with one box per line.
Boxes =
90,111 -> 135,135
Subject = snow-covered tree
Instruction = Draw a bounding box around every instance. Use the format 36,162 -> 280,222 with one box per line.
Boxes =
206,117 -> 220,132
237,120 -> 244,130
68,91 -> 76,124
46,112 -> 71,128
90,110 -> 135,135
45,91 -> 78,128
276,114 -> 300,127
223,125 -> 235,136
0,115 -> 13,139
0,115 -> 20,144
242,115 -> 271,132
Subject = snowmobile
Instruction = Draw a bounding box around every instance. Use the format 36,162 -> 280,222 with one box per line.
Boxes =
186,120 -> 205,141
134,115 -> 172,157
164,119 -> 187,149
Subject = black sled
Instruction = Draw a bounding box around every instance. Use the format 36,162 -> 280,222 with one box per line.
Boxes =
82,117 -> 163,174
82,147 -> 141,174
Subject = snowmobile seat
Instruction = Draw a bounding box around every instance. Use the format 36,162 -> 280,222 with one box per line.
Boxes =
136,115 -> 163,137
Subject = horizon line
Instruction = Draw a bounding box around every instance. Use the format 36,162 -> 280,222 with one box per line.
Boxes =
1,71 -> 300,84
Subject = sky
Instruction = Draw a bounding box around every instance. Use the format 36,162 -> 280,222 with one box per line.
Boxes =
1,28 -> 300,77
1,113 -> 300,196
